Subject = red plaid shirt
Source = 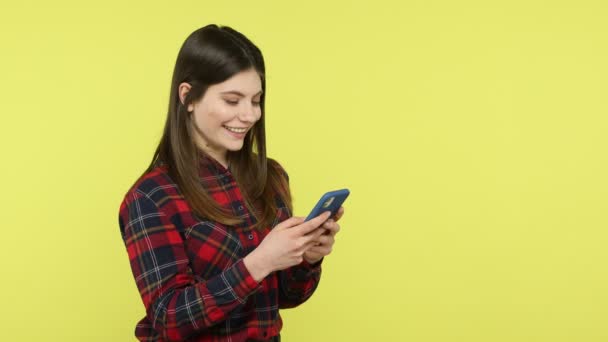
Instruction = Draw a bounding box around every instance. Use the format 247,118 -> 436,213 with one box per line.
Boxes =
118,151 -> 322,341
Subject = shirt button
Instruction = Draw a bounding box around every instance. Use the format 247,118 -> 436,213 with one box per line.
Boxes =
248,234 -> 254,240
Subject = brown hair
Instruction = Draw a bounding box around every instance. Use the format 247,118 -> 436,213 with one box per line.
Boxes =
142,24 -> 292,230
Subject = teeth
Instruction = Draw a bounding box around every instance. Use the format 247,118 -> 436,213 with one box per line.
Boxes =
224,126 -> 247,133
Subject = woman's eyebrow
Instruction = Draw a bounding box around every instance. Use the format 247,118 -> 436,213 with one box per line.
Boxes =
221,90 -> 263,96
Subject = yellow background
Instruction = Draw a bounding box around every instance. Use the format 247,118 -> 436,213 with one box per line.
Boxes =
1,1 -> 607,341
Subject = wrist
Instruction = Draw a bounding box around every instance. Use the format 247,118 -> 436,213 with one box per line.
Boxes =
243,250 -> 271,282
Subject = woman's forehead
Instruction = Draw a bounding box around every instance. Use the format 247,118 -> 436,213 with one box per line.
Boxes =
213,70 -> 262,95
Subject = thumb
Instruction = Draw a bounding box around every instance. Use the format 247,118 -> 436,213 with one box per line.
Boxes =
295,211 -> 332,236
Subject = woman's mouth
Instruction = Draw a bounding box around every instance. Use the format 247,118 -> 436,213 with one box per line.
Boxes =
223,125 -> 248,133
223,125 -> 248,138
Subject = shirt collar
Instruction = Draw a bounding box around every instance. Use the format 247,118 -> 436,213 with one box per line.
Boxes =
196,149 -> 231,178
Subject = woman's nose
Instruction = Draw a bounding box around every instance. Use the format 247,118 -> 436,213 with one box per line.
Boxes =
238,106 -> 259,122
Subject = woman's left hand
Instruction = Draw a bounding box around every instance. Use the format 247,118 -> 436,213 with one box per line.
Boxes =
303,206 -> 344,264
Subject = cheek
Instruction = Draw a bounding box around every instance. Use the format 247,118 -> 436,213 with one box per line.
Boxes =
192,112 -> 208,129
194,107 -> 229,127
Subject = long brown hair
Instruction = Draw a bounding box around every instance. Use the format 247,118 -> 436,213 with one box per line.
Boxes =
142,24 -> 292,230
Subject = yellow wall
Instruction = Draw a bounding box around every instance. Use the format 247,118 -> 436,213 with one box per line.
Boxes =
1,1 -> 607,341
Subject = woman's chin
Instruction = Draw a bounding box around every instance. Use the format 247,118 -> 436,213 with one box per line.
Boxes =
224,141 -> 245,151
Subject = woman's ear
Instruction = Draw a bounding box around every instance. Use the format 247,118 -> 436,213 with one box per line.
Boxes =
178,82 -> 194,112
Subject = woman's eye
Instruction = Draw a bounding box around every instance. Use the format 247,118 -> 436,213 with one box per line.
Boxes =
225,99 -> 261,106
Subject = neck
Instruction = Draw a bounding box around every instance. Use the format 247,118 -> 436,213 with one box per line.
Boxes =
199,147 -> 228,169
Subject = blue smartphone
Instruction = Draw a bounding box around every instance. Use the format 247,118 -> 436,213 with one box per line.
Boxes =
304,189 -> 350,222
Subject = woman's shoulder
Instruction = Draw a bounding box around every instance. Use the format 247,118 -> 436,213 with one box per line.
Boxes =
120,164 -> 180,209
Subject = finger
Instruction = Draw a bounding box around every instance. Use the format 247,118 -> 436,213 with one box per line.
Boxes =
307,246 -> 332,256
303,240 -> 321,250
276,216 -> 305,230
316,226 -> 330,236
303,227 -> 325,241
297,238 -> 323,254
311,227 -> 327,240
320,220 -> 340,235
295,211 -> 332,236
315,235 -> 334,246
305,246 -> 324,254
327,222 -> 340,236
301,228 -> 326,246
333,206 -> 345,222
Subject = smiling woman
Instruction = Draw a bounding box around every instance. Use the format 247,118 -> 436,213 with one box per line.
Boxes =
180,68 -> 263,167
117,24 -> 344,342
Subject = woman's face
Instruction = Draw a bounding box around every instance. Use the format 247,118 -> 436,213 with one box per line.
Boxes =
179,68 -> 263,165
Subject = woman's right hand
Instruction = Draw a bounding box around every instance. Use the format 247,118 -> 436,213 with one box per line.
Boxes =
244,211 -> 332,282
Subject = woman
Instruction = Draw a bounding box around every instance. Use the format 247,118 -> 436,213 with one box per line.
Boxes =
118,24 -> 344,342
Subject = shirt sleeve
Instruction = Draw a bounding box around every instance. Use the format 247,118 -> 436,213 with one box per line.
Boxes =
277,258 -> 323,309
269,159 -> 324,308
118,190 -> 261,342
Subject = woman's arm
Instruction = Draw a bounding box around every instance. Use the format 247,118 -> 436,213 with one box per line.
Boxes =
119,190 -> 261,342
277,258 -> 323,308
268,159 -> 325,308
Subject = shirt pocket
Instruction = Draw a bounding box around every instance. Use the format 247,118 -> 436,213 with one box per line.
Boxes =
184,220 -> 244,279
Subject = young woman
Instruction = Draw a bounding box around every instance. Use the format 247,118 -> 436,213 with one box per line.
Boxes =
118,24 -> 344,342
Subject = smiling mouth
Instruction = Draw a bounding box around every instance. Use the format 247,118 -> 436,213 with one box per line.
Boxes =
223,125 -> 249,133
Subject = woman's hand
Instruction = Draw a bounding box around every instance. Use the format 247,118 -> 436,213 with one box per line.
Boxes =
244,211 -> 332,282
303,206 -> 344,264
